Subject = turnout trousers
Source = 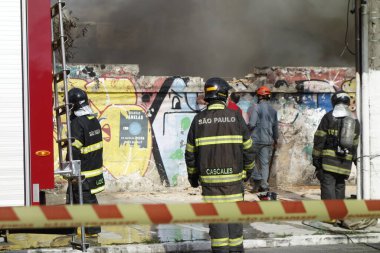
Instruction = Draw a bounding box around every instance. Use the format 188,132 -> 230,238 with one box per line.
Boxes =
252,143 -> 273,190
209,223 -> 244,253
66,179 -> 101,234
319,170 -> 346,200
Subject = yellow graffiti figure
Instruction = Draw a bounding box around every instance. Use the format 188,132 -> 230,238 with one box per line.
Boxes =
55,78 -> 152,179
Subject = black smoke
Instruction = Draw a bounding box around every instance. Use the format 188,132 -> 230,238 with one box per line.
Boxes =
65,0 -> 355,78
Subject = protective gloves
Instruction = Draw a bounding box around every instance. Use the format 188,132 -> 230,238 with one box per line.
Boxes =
312,157 -> 322,170
312,157 -> 323,181
188,176 -> 199,188
313,169 -> 323,181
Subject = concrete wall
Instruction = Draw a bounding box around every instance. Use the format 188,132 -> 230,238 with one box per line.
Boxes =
55,64 -> 356,192
369,70 -> 380,198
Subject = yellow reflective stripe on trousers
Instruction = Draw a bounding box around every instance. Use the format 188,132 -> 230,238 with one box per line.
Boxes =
244,160 -> 255,170
203,193 -> 243,203
186,143 -> 195,152
211,237 -> 229,247
229,236 -> 243,246
91,185 -> 105,194
323,164 -> 351,176
81,168 -> 103,178
208,104 -> 225,110
195,135 -> 242,146
200,173 -> 242,183
81,141 -> 103,154
72,139 -> 83,149
315,130 -> 326,137
187,167 -> 198,175
322,149 -> 353,160
243,138 -> 253,149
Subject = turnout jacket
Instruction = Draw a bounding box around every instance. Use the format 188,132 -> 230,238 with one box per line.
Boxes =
185,101 -> 255,203
312,111 -> 360,176
71,114 -> 105,194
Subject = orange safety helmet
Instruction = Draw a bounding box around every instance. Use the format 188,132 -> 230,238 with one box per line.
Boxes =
256,86 -> 271,96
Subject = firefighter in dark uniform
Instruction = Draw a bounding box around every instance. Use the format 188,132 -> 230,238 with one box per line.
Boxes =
185,77 -> 255,253
312,91 -> 360,200
67,88 -> 105,235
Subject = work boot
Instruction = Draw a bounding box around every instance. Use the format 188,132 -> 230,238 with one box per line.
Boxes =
250,180 -> 261,193
322,219 -> 338,226
85,233 -> 99,238
76,227 -> 99,239
258,186 -> 269,193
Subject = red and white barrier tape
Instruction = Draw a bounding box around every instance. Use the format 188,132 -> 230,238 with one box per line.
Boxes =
0,200 -> 379,229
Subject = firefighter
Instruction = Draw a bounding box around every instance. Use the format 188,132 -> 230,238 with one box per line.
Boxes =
67,87 -> 105,236
247,86 -> 278,193
185,77 -> 255,253
312,91 -> 360,200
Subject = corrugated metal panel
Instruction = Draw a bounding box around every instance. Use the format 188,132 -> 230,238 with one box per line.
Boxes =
0,0 -> 25,206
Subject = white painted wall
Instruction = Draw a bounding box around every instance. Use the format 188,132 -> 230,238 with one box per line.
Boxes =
369,70 -> 380,199
0,0 -> 26,206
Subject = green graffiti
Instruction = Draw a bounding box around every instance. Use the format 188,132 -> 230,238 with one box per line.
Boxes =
181,117 -> 191,131
170,149 -> 184,160
172,174 -> 178,186
303,144 -> 313,156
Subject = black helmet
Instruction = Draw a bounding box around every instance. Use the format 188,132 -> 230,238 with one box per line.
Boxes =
331,91 -> 350,107
68,88 -> 89,111
204,77 -> 232,103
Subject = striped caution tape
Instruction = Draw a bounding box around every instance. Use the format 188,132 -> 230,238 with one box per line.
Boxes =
0,200 -> 380,229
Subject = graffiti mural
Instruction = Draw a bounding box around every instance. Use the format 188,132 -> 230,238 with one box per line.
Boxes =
151,77 -> 204,186
54,65 -> 356,191
232,67 -> 357,187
